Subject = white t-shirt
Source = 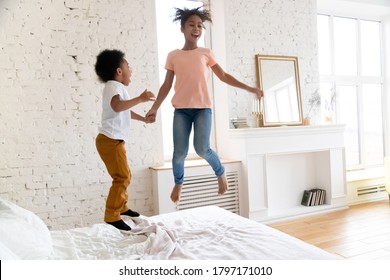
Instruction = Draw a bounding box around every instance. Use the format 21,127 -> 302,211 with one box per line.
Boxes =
98,80 -> 131,141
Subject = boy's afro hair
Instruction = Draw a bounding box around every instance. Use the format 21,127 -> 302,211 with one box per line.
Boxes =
95,49 -> 125,83
172,5 -> 212,28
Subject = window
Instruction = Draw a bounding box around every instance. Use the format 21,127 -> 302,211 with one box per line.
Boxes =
155,0 -> 211,160
317,14 -> 384,170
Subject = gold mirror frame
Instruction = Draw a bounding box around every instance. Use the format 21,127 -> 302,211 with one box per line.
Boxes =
255,54 -> 303,127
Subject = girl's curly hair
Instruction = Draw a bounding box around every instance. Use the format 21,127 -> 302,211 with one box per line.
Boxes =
172,5 -> 212,28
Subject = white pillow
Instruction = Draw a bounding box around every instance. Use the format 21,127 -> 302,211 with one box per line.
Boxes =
0,198 -> 53,259
0,241 -> 20,260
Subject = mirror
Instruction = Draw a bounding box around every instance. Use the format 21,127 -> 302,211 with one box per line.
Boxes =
255,54 -> 303,127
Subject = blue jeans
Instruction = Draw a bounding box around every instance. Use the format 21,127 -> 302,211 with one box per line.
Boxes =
172,108 -> 225,185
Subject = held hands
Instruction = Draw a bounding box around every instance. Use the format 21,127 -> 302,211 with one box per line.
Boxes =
145,108 -> 157,124
141,88 -> 157,124
138,89 -> 156,124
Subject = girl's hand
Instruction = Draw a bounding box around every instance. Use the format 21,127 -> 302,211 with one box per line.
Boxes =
250,87 -> 264,99
145,108 -> 157,123
144,116 -> 154,123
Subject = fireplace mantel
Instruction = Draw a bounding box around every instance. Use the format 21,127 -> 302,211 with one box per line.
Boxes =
226,125 -> 348,223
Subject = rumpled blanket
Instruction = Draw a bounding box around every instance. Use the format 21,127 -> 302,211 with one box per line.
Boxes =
50,206 -> 341,260
50,216 -> 176,260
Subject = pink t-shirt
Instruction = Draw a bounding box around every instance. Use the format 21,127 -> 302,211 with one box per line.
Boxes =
165,47 -> 217,108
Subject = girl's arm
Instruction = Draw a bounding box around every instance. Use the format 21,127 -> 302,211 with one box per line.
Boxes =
111,89 -> 155,112
211,64 -> 263,99
150,70 -> 174,111
145,70 -> 174,122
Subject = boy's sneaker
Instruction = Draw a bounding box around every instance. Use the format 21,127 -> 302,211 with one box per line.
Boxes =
121,209 -> 140,217
107,219 -> 131,231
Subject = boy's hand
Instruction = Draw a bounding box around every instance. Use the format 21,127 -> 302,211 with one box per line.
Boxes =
144,115 -> 155,123
140,89 -> 156,102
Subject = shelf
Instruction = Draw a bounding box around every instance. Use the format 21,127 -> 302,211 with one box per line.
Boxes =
263,204 -> 348,224
225,124 -> 348,222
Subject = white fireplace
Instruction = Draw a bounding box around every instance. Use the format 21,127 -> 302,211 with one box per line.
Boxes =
227,124 -> 348,223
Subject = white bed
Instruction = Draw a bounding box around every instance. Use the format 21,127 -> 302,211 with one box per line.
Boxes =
0,198 -> 340,260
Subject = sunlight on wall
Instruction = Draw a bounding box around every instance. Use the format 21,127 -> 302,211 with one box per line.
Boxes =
155,0 -> 205,159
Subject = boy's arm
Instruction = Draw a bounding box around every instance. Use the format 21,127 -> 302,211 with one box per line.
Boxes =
211,63 -> 263,99
111,89 -> 155,112
131,111 -> 147,122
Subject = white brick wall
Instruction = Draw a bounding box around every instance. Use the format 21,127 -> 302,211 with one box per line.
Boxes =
0,0 -> 163,230
224,0 -> 320,124
0,0 -> 319,230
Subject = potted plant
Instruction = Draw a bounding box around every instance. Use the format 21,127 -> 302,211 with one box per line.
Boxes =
304,89 -> 321,125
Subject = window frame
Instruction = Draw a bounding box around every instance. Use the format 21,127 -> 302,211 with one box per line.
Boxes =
317,13 -> 385,171
155,0 -> 215,161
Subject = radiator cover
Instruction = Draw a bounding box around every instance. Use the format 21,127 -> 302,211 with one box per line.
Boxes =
150,160 -> 241,215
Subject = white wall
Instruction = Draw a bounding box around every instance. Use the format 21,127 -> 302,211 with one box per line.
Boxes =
0,0 -> 322,230
223,0 -> 320,125
0,0 -> 163,229
384,16 -> 390,156
211,0 -> 319,159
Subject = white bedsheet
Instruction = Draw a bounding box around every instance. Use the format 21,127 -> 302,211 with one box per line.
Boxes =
50,206 -> 340,260
50,218 -> 175,260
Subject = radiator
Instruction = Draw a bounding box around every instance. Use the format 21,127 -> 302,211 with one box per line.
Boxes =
347,178 -> 388,205
357,184 -> 386,196
178,171 -> 240,213
150,160 -> 241,215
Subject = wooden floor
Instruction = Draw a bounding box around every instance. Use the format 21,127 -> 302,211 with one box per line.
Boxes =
268,199 -> 390,259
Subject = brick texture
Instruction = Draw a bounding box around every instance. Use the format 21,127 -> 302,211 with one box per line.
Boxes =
0,0 -> 319,230
0,0 -> 163,230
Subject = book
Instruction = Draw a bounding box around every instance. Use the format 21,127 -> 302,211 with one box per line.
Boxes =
320,189 -> 326,205
301,188 -> 326,206
314,188 -> 321,205
310,189 -> 317,206
301,190 -> 312,206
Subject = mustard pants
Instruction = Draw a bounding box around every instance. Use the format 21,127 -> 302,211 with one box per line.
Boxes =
96,134 -> 131,222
